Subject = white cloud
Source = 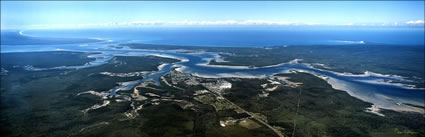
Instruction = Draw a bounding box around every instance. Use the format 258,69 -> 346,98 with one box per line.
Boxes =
24,20 -> 425,29
122,20 -> 322,26
406,20 -> 425,24
339,23 -> 353,26
27,20 -> 326,29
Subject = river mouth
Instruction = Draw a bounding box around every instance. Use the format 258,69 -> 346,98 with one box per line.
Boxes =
3,40 -> 424,114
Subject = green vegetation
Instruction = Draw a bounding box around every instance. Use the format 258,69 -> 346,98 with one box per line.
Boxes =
0,52 -> 179,137
223,73 -> 424,137
1,48 -> 423,137
1,51 -> 96,68
127,43 -> 425,88
194,93 -> 237,111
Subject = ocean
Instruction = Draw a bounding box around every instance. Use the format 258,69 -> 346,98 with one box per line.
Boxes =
3,27 -> 424,47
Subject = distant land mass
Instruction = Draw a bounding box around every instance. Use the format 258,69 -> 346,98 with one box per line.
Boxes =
1,29 -> 424,137
1,30 -> 102,45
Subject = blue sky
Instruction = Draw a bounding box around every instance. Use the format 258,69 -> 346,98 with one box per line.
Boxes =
1,1 -> 424,29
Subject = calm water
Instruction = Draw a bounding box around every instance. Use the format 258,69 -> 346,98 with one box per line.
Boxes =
6,27 -> 425,46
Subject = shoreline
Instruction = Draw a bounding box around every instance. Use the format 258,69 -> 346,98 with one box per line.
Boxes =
2,43 -> 424,114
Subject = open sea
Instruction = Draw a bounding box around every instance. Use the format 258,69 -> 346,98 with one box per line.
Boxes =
2,27 -> 424,47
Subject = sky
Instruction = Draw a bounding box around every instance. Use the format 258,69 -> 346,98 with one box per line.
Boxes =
1,1 -> 424,29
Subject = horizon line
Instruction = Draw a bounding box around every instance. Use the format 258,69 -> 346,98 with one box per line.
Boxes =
2,20 -> 424,30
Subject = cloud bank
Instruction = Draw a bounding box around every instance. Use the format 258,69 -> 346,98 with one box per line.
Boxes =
406,20 -> 425,24
25,20 -> 425,29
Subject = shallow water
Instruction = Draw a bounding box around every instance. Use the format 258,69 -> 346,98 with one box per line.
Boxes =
1,30 -> 424,113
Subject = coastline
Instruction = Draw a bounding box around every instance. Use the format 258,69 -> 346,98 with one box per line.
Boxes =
2,42 -> 424,114
2,43 -> 424,137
